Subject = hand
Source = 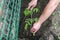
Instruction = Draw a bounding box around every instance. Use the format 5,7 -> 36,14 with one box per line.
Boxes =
27,0 -> 37,10
30,22 -> 41,33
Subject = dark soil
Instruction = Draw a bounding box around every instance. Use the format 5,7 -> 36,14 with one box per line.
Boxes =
18,0 -> 60,40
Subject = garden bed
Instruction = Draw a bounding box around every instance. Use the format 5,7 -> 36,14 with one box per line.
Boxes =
18,0 -> 60,40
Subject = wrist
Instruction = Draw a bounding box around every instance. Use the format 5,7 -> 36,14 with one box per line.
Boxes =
37,21 -> 42,25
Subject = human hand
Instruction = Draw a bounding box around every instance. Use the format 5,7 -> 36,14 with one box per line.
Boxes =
27,0 -> 38,10
30,22 -> 41,33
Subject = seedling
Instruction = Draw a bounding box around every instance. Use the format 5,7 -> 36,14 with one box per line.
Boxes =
53,22 -> 58,29
24,18 -> 33,30
24,8 -> 39,36
24,18 -> 38,31
24,8 -> 38,16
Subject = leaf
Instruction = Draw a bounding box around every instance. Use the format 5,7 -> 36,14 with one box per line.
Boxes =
29,19 -> 33,24
33,8 -> 38,13
25,21 -> 31,25
34,18 -> 38,22
25,18 -> 30,21
24,9 -> 30,16
25,18 -> 34,25
24,23 -> 29,31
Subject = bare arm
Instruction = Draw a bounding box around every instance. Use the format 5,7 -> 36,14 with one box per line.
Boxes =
31,0 -> 60,33
38,0 -> 59,24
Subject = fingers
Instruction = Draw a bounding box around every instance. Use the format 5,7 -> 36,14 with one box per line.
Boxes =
27,5 -> 36,10
30,22 -> 41,33
27,4 -> 31,10
30,23 -> 37,33
30,5 -> 36,10
27,3 -> 36,10
30,27 -> 37,33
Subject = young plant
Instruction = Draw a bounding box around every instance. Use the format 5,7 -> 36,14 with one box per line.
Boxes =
24,18 -> 33,30
24,8 -> 39,16
24,8 -> 39,36
24,18 -> 38,31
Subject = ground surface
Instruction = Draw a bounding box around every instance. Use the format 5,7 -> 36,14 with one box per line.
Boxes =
19,0 -> 60,40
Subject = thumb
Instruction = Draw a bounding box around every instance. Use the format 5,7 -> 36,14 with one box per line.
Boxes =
30,27 -> 36,33
30,5 -> 35,10
27,4 -> 31,10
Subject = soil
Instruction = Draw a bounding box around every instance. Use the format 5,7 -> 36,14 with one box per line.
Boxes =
18,0 -> 60,40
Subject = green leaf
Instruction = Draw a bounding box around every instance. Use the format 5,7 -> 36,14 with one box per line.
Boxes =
25,18 -> 30,21
24,23 -> 29,31
33,8 -> 38,13
25,18 -> 33,25
29,19 -> 33,24
24,9 -> 30,16
34,18 -> 38,22
25,21 -> 31,25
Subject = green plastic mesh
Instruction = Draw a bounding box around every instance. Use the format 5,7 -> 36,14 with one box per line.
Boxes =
0,0 -> 21,40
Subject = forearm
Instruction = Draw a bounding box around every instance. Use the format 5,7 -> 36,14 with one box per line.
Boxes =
38,0 -> 59,24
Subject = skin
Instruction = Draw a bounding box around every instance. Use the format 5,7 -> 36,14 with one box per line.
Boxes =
0,0 -> 60,33
27,0 -> 60,33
